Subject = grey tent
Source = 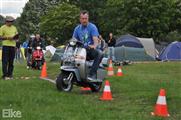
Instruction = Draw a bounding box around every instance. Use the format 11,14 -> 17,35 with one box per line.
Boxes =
113,35 -> 158,61
114,46 -> 155,61
136,37 -> 157,58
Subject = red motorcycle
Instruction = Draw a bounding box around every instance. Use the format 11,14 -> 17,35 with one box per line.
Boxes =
31,46 -> 44,70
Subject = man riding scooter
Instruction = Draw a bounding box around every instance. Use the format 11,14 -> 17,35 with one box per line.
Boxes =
73,10 -> 103,82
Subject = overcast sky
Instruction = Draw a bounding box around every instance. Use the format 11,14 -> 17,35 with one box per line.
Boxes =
0,0 -> 29,18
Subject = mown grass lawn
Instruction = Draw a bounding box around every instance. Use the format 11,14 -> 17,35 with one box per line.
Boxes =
0,61 -> 180,120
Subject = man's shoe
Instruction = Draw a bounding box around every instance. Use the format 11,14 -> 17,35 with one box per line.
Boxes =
6,77 -> 11,80
8,75 -> 14,80
3,77 -> 9,80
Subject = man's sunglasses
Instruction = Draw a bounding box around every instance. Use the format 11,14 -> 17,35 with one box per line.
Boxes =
6,21 -> 13,23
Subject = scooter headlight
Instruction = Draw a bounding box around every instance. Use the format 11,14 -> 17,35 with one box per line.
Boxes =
70,41 -> 76,46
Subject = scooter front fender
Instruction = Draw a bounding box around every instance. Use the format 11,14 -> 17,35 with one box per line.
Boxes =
60,66 -> 81,82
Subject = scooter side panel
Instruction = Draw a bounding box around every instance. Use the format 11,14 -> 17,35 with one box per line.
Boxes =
97,68 -> 107,80
74,48 -> 87,80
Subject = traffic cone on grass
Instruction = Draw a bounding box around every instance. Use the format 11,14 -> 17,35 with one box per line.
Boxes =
117,66 -> 123,76
40,62 -> 48,78
151,89 -> 170,117
107,60 -> 114,76
100,80 -> 113,101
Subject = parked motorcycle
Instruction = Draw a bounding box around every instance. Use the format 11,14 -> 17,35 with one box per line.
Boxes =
31,46 -> 44,70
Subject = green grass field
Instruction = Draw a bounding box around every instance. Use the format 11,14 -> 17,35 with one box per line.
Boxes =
0,61 -> 180,120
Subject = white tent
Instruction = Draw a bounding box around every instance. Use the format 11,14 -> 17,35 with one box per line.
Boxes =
136,37 -> 158,58
45,45 -> 56,55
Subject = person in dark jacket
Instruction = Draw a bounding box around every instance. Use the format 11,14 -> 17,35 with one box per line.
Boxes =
108,33 -> 116,47
32,34 -> 45,50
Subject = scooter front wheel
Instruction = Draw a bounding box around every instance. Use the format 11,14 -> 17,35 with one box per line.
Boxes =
56,72 -> 73,92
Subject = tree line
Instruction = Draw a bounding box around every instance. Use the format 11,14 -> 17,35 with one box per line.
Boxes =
14,0 -> 180,45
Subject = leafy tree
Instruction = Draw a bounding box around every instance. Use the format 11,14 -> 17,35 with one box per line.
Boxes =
40,3 -> 80,44
165,0 -> 181,42
17,0 -> 108,42
16,0 -> 180,44
17,0 -> 65,35
101,0 -> 179,42
69,0 -> 107,24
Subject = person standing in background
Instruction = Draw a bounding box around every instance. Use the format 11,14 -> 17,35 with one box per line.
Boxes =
97,35 -> 107,52
26,35 -> 35,69
108,32 -> 116,47
0,16 -> 18,80
107,33 -> 116,60
22,34 -> 30,58
15,41 -> 21,62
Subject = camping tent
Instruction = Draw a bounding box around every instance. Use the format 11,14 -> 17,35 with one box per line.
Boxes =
50,48 -> 65,62
136,37 -> 157,58
116,35 -> 143,48
114,46 -> 154,61
46,45 -> 56,55
158,41 -> 181,61
114,35 -> 157,61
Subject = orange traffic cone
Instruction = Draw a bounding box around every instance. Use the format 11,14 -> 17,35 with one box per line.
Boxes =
117,66 -> 123,76
100,80 -> 113,101
107,60 -> 114,76
40,62 -> 48,78
81,87 -> 91,91
151,89 -> 170,117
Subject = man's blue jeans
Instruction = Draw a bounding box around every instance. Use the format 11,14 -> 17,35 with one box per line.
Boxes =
86,48 -> 103,75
